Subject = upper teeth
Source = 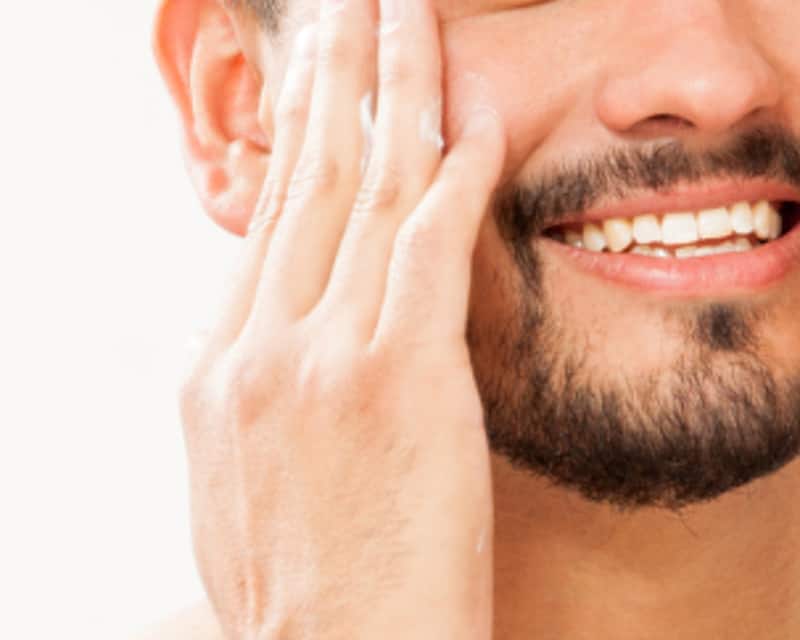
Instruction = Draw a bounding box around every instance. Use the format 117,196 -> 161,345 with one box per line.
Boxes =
562,200 -> 782,254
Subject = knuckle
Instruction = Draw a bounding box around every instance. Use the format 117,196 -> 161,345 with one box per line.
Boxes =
277,96 -> 309,127
290,321 -> 370,403
379,55 -> 415,90
263,186 -> 289,220
287,155 -> 342,201
379,42 -> 439,91
250,200 -> 283,235
293,343 -> 355,402
216,351 -> 282,428
294,350 -> 335,400
353,168 -> 404,215
317,30 -> 354,69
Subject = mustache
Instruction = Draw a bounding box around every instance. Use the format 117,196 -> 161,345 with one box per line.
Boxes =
493,125 -> 800,244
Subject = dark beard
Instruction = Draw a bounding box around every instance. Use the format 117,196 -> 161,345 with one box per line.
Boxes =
470,126 -> 800,512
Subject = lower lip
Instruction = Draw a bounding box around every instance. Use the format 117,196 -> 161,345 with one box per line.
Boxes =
541,222 -> 800,296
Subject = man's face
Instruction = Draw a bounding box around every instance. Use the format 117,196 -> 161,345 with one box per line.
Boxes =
280,0 -> 800,511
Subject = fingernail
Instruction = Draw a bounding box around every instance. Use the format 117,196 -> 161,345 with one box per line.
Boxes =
379,0 -> 402,34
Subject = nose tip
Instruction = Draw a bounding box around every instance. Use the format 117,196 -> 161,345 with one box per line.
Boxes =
595,26 -> 781,138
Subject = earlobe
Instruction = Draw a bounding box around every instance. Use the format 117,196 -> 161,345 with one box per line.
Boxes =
153,0 -> 274,236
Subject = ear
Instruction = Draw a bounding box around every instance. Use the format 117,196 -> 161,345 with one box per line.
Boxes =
153,0 -> 274,236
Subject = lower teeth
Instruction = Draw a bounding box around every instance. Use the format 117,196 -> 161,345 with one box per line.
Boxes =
552,234 -> 769,258
632,237 -> 758,259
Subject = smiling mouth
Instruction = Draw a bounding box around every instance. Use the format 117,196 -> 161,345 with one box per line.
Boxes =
543,200 -> 800,258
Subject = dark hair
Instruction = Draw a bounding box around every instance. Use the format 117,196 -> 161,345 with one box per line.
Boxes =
227,0 -> 285,33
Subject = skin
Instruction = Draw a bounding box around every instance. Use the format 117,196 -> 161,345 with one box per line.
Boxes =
150,0 -> 800,638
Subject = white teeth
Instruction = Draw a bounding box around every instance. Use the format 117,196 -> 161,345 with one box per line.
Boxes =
603,218 -> 633,253
662,212 -> 699,245
769,209 -> 782,240
583,223 -> 608,252
632,215 -> 662,244
752,200 -> 782,240
675,245 -> 699,259
631,245 -> 672,259
705,242 -> 736,256
675,241 -> 744,259
753,201 -> 772,240
697,207 -> 732,240
729,202 -> 754,234
557,200 -> 786,256
693,246 -> 717,257
630,244 -> 675,258
565,230 -> 584,248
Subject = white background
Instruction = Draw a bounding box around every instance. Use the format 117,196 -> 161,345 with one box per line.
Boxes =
0,1 -> 240,636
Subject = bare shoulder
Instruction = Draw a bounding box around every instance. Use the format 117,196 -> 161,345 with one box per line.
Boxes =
130,602 -> 225,640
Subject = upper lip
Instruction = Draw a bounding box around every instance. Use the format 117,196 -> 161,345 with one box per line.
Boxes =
544,179 -> 800,229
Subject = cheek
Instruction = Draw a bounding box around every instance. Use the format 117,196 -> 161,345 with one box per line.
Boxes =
440,19 -> 588,181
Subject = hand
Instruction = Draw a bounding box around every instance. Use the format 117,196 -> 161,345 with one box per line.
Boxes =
178,0 -> 506,638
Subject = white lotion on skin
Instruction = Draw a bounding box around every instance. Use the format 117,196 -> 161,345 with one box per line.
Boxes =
476,525 -> 487,554
378,0 -> 403,35
419,96 -> 445,152
359,91 -> 376,175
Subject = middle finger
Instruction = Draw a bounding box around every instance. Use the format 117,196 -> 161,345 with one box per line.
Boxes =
255,0 -> 379,321
320,0 -> 445,339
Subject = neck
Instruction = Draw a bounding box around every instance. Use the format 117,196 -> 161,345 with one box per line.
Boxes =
491,453 -> 800,640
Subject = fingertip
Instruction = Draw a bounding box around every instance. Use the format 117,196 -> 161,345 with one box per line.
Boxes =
463,105 -> 500,135
441,105 -> 506,202
466,105 -> 506,160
